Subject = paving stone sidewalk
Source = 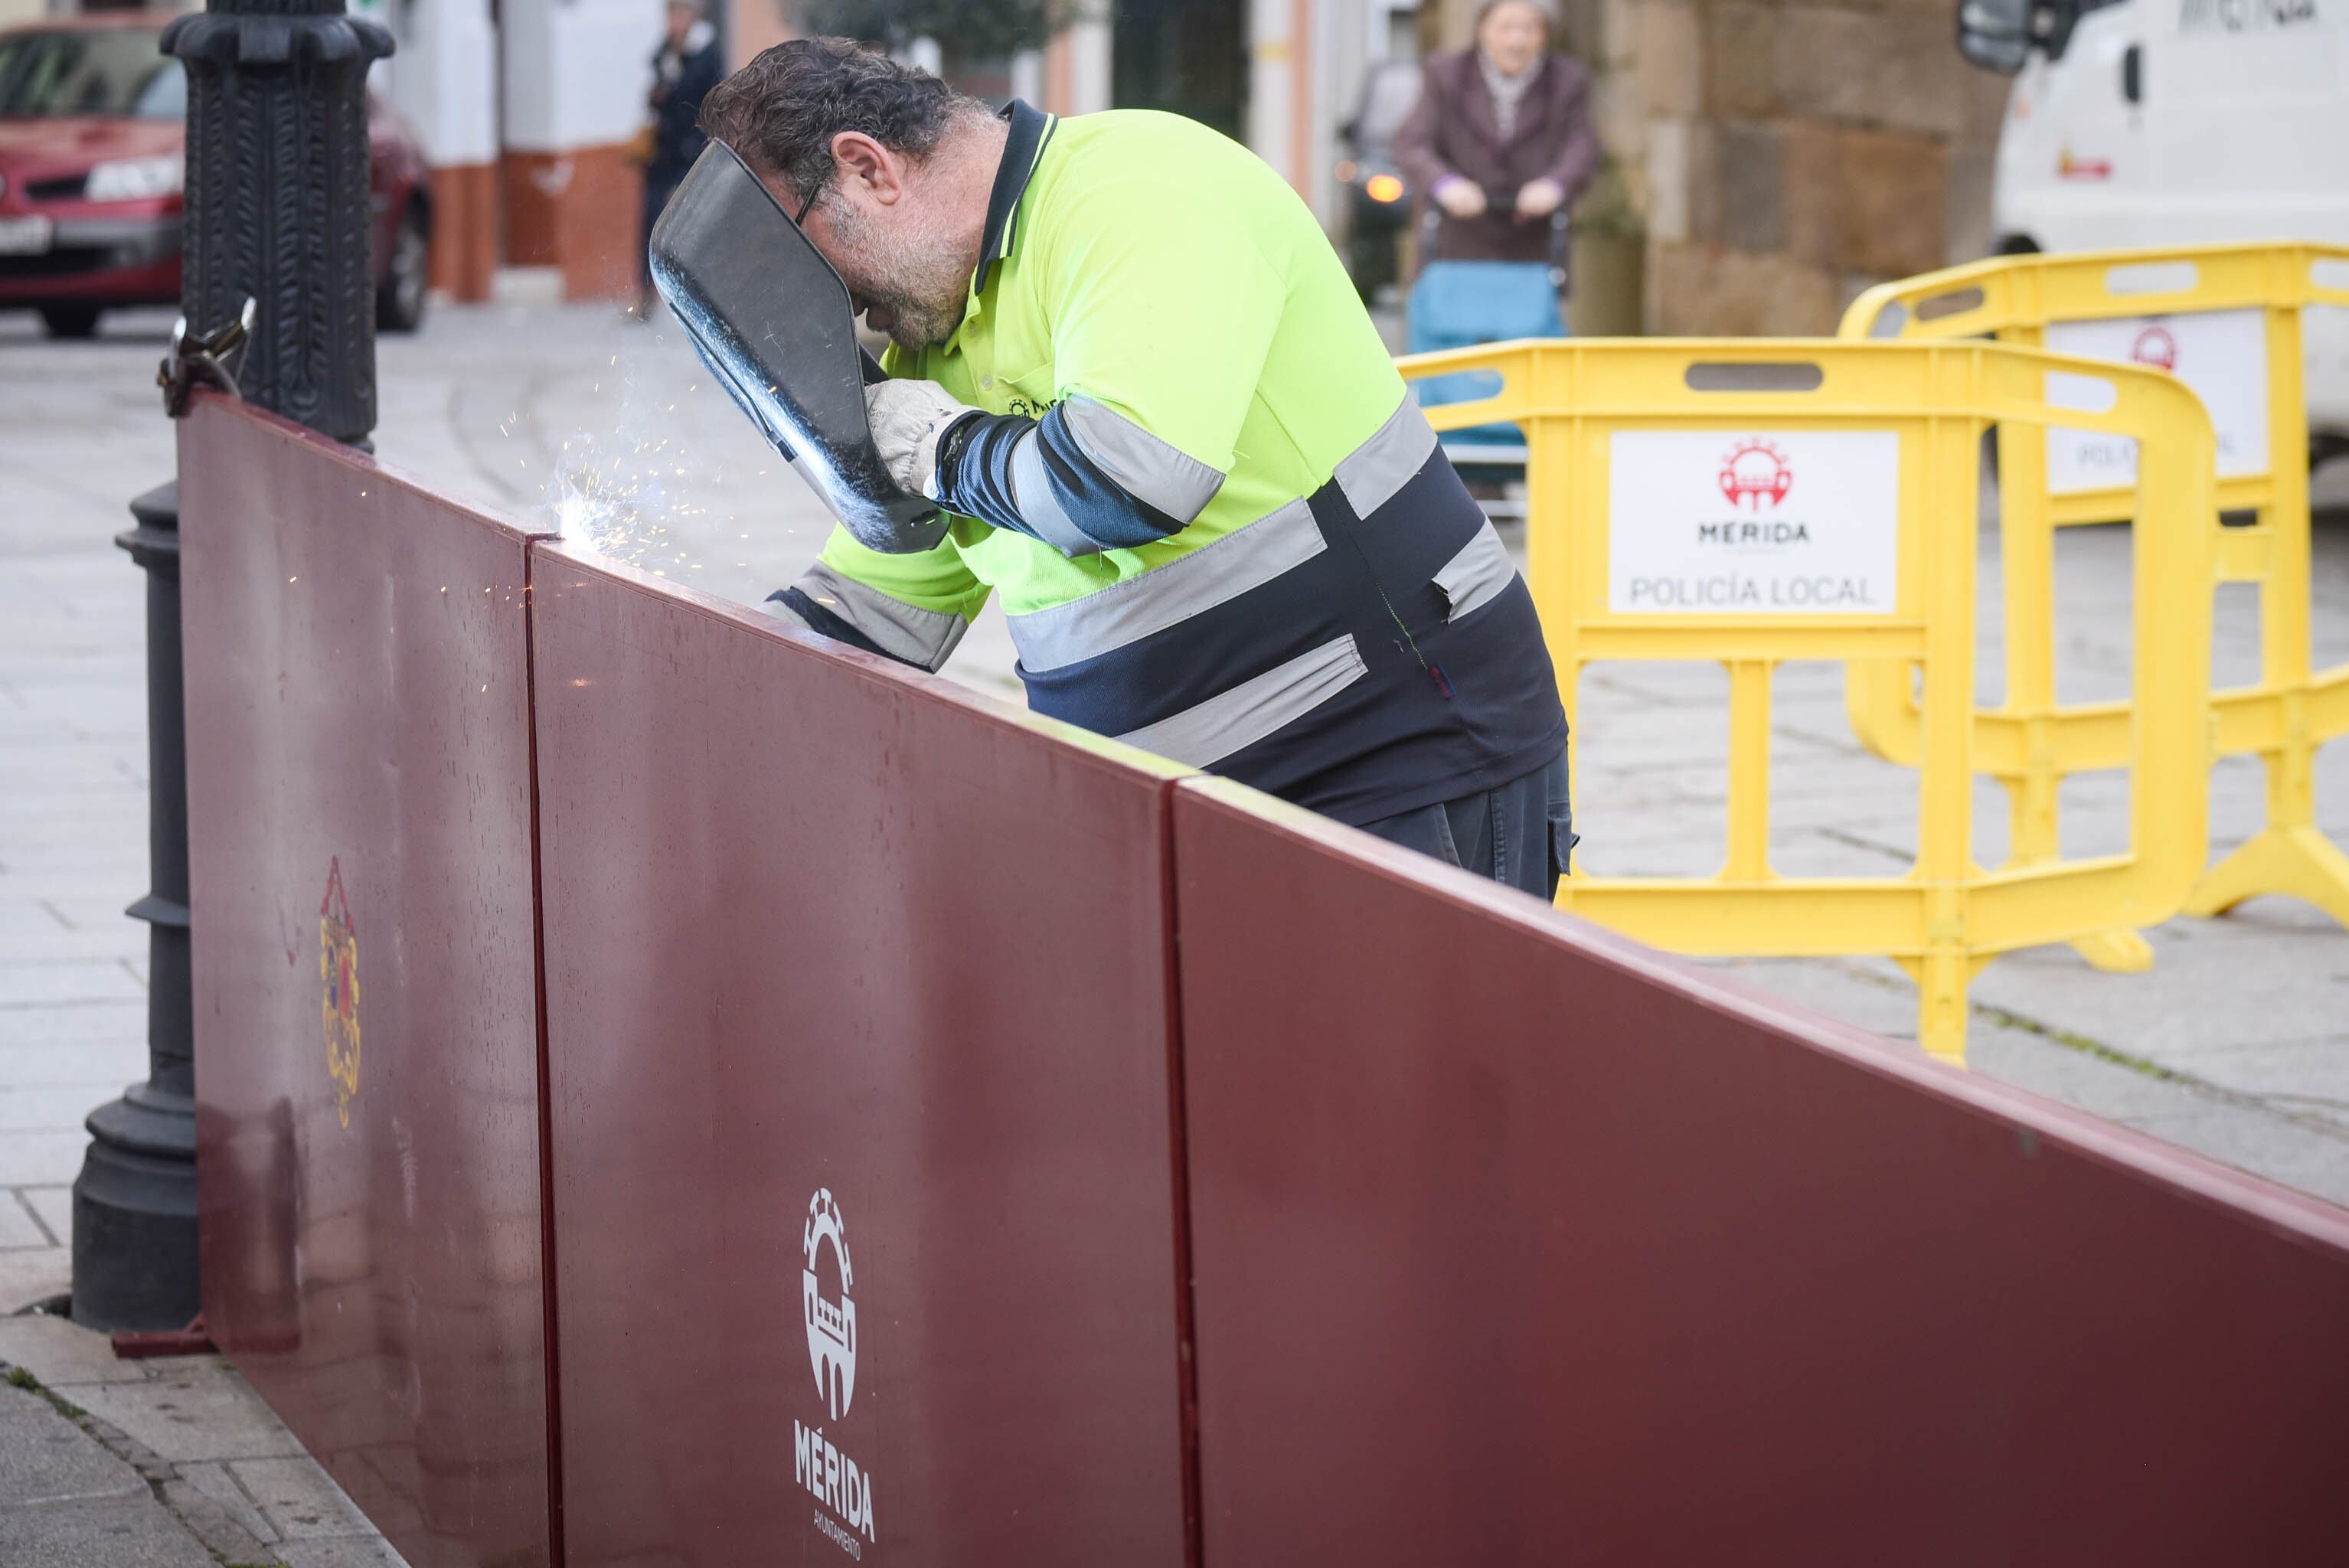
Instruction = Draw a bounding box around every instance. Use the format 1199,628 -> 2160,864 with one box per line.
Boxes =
0,1311 -> 405,1566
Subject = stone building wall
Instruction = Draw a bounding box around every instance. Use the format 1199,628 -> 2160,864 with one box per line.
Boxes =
1429,0 -> 2014,335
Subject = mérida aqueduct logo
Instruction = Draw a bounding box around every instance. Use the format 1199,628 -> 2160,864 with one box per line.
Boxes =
796,1187 -> 877,1553
1719,438 -> 1794,511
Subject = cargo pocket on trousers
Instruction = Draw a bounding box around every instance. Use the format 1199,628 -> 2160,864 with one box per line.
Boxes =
1546,801 -> 1579,893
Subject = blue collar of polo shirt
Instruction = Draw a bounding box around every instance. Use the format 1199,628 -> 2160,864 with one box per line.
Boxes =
972,98 -> 1057,296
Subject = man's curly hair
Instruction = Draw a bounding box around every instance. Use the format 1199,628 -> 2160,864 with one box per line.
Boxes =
699,37 -> 988,209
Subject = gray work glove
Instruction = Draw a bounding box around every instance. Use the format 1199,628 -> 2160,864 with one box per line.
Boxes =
863,377 -> 979,499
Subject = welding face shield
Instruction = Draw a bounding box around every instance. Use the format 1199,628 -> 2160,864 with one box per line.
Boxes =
649,140 -> 949,555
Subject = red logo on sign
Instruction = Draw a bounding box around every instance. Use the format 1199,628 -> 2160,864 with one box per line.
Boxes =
2129,325 -> 2178,371
1720,439 -> 1793,510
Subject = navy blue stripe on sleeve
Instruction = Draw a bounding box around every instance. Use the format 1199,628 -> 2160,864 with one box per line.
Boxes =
933,410 -> 1037,536
1029,403 -> 1191,547
938,406 -> 1190,554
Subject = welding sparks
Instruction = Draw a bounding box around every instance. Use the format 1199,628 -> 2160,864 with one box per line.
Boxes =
541,422 -> 711,580
528,335 -> 757,580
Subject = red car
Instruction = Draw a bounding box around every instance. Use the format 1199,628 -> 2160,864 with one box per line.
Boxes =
0,14 -> 432,338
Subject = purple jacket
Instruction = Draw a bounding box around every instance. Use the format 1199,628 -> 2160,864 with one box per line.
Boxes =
1393,48 -> 1602,267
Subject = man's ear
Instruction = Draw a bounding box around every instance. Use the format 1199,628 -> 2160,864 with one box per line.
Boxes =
828,131 -> 905,205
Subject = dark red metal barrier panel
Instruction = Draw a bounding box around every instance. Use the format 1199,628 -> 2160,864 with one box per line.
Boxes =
180,397 -> 553,1568
1174,779 -> 2349,1566
529,540 -> 1193,1568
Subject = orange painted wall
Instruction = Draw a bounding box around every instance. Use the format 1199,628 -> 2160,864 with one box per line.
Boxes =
427,162 -> 498,303
501,145 -> 645,302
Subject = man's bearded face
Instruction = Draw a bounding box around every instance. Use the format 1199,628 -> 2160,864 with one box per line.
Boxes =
808,185 -> 974,353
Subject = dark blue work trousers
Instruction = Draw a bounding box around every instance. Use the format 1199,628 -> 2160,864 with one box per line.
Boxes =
1357,744 -> 1574,900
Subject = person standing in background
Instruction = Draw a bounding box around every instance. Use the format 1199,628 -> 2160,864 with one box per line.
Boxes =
1392,1 -> 1599,369
641,0 -> 724,315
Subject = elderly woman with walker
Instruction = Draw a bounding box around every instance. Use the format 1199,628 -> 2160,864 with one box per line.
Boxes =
1393,0 -> 1602,485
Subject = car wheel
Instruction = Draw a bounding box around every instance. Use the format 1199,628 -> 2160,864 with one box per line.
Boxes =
376,204 -> 429,334
41,305 -> 102,339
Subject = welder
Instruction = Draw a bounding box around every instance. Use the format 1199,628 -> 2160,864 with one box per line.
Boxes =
694,38 -> 1574,897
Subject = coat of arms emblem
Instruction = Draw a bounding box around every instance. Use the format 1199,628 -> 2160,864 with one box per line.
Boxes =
319,858 -> 361,1127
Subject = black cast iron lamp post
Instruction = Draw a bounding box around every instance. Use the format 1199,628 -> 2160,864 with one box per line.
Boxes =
70,0 -> 390,1332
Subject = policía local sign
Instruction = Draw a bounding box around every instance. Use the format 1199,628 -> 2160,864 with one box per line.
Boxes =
2044,307 -> 2269,490
1608,430 -> 1900,616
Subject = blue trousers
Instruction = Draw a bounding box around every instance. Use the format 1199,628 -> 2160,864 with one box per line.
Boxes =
1357,745 -> 1573,900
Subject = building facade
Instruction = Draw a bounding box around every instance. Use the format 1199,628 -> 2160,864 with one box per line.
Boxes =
7,0 -> 2008,326
362,0 -> 1413,304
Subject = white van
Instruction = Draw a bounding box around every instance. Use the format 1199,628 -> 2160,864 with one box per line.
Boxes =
1958,0 -> 2349,451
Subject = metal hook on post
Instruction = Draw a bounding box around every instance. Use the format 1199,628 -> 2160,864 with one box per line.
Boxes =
157,296 -> 256,416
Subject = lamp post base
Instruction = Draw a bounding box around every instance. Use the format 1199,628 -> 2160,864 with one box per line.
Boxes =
71,1088 -> 199,1333
71,479 -> 201,1334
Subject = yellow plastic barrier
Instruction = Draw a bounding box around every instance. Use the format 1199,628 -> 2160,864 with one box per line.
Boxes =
1397,339 -> 2215,1062
1841,244 -> 2349,966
